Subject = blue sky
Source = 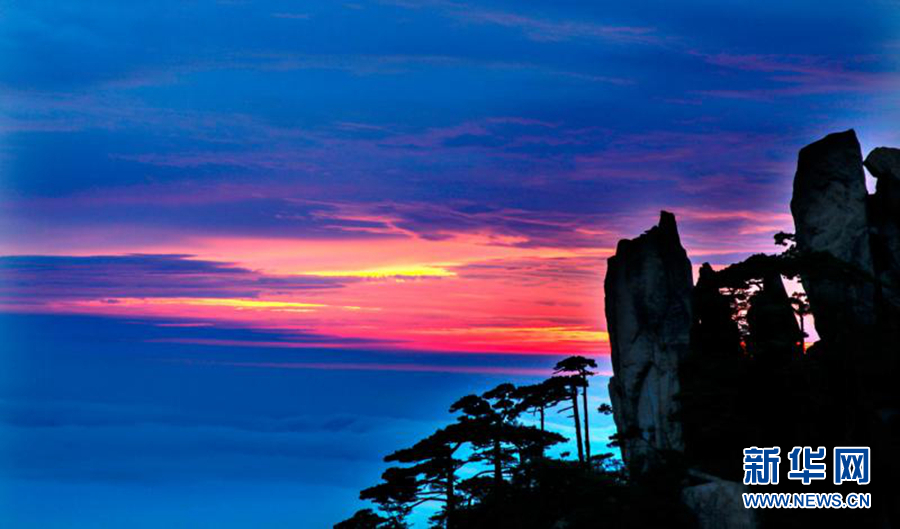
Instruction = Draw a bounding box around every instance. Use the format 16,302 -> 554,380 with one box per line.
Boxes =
1,0 -> 899,526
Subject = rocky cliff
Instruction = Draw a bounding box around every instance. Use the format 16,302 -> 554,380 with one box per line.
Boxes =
790,130 -> 876,343
605,129 -> 899,528
605,210 -> 692,476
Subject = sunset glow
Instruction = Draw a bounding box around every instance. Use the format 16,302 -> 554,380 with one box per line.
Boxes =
2,1 -> 898,525
0,206 -> 830,354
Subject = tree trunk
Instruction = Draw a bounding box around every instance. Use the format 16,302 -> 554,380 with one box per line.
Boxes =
493,439 -> 502,486
445,469 -> 456,529
571,386 -> 584,463
539,406 -> 545,431
582,384 -> 591,462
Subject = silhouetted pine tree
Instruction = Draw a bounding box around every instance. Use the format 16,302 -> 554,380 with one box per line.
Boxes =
554,356 -> 598,462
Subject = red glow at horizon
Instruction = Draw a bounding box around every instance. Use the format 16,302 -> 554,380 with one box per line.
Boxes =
16,231 -> 613,355
1,204 -> 797,356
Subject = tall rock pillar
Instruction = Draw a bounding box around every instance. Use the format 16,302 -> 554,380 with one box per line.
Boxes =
790,129 -> 876,343
605,211 -> 693,475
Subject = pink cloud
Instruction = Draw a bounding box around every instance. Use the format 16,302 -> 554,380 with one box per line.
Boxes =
693,52 -> 900,99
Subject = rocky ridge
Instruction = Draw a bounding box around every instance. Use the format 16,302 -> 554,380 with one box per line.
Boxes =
605,130 -> 900,528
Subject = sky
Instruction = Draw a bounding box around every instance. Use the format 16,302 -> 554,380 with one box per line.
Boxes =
0,0 -> 899,527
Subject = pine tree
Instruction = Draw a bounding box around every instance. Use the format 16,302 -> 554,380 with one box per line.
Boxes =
554,356 -> 598,462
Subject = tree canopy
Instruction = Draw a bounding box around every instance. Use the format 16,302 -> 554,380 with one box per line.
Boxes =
339,355 -> 623,528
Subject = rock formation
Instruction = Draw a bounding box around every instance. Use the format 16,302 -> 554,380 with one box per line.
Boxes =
681,473 -> 757,529
604,210 -> 693,475
864,146 -> 900,329
691,263 -> 743,358
745,273 -> 802,362
605,213 -> 756,528
790,130 -> 876,343
606,130 -> 899,528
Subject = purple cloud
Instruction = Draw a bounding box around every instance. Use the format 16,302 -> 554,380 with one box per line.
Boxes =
0,254 -> 345,305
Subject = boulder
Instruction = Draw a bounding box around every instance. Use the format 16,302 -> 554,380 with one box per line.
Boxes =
681,475 -> 757,529
864,146 -> 900,214
605,211 -> 693,475
864,147 -> 900,322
